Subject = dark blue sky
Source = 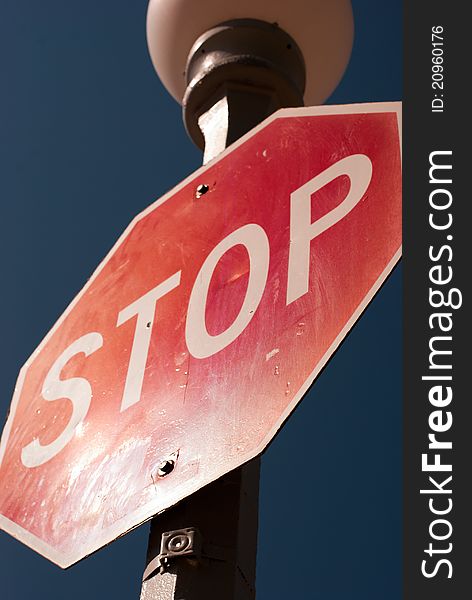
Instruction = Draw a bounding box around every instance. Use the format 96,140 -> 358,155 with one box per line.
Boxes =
0,1 -> 401,598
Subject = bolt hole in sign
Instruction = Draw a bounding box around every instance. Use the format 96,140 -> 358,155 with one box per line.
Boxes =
0,103 -> 401,567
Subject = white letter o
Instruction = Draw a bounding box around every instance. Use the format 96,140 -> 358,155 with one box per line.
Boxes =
186,223 -> 269,359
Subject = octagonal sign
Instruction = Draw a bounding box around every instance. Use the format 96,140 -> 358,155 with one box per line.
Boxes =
0,103 -> 401,567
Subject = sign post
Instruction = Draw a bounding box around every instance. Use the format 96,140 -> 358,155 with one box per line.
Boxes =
141,16 -> 309,599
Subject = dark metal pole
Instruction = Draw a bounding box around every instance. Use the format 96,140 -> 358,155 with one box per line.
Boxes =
140,460 -> 260,600
183,19 -> 305,161
140,19 -> 306,600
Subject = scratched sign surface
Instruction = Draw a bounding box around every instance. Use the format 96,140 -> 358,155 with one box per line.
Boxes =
0,103 -> 401,567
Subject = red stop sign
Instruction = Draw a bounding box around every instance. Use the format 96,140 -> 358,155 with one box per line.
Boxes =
0,103 -> 401,567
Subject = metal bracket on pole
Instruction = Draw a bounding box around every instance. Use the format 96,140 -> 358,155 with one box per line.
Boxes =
143,528 -> 203,580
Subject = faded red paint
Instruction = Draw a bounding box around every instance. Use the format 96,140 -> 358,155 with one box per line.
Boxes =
0,104 -> 401,567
